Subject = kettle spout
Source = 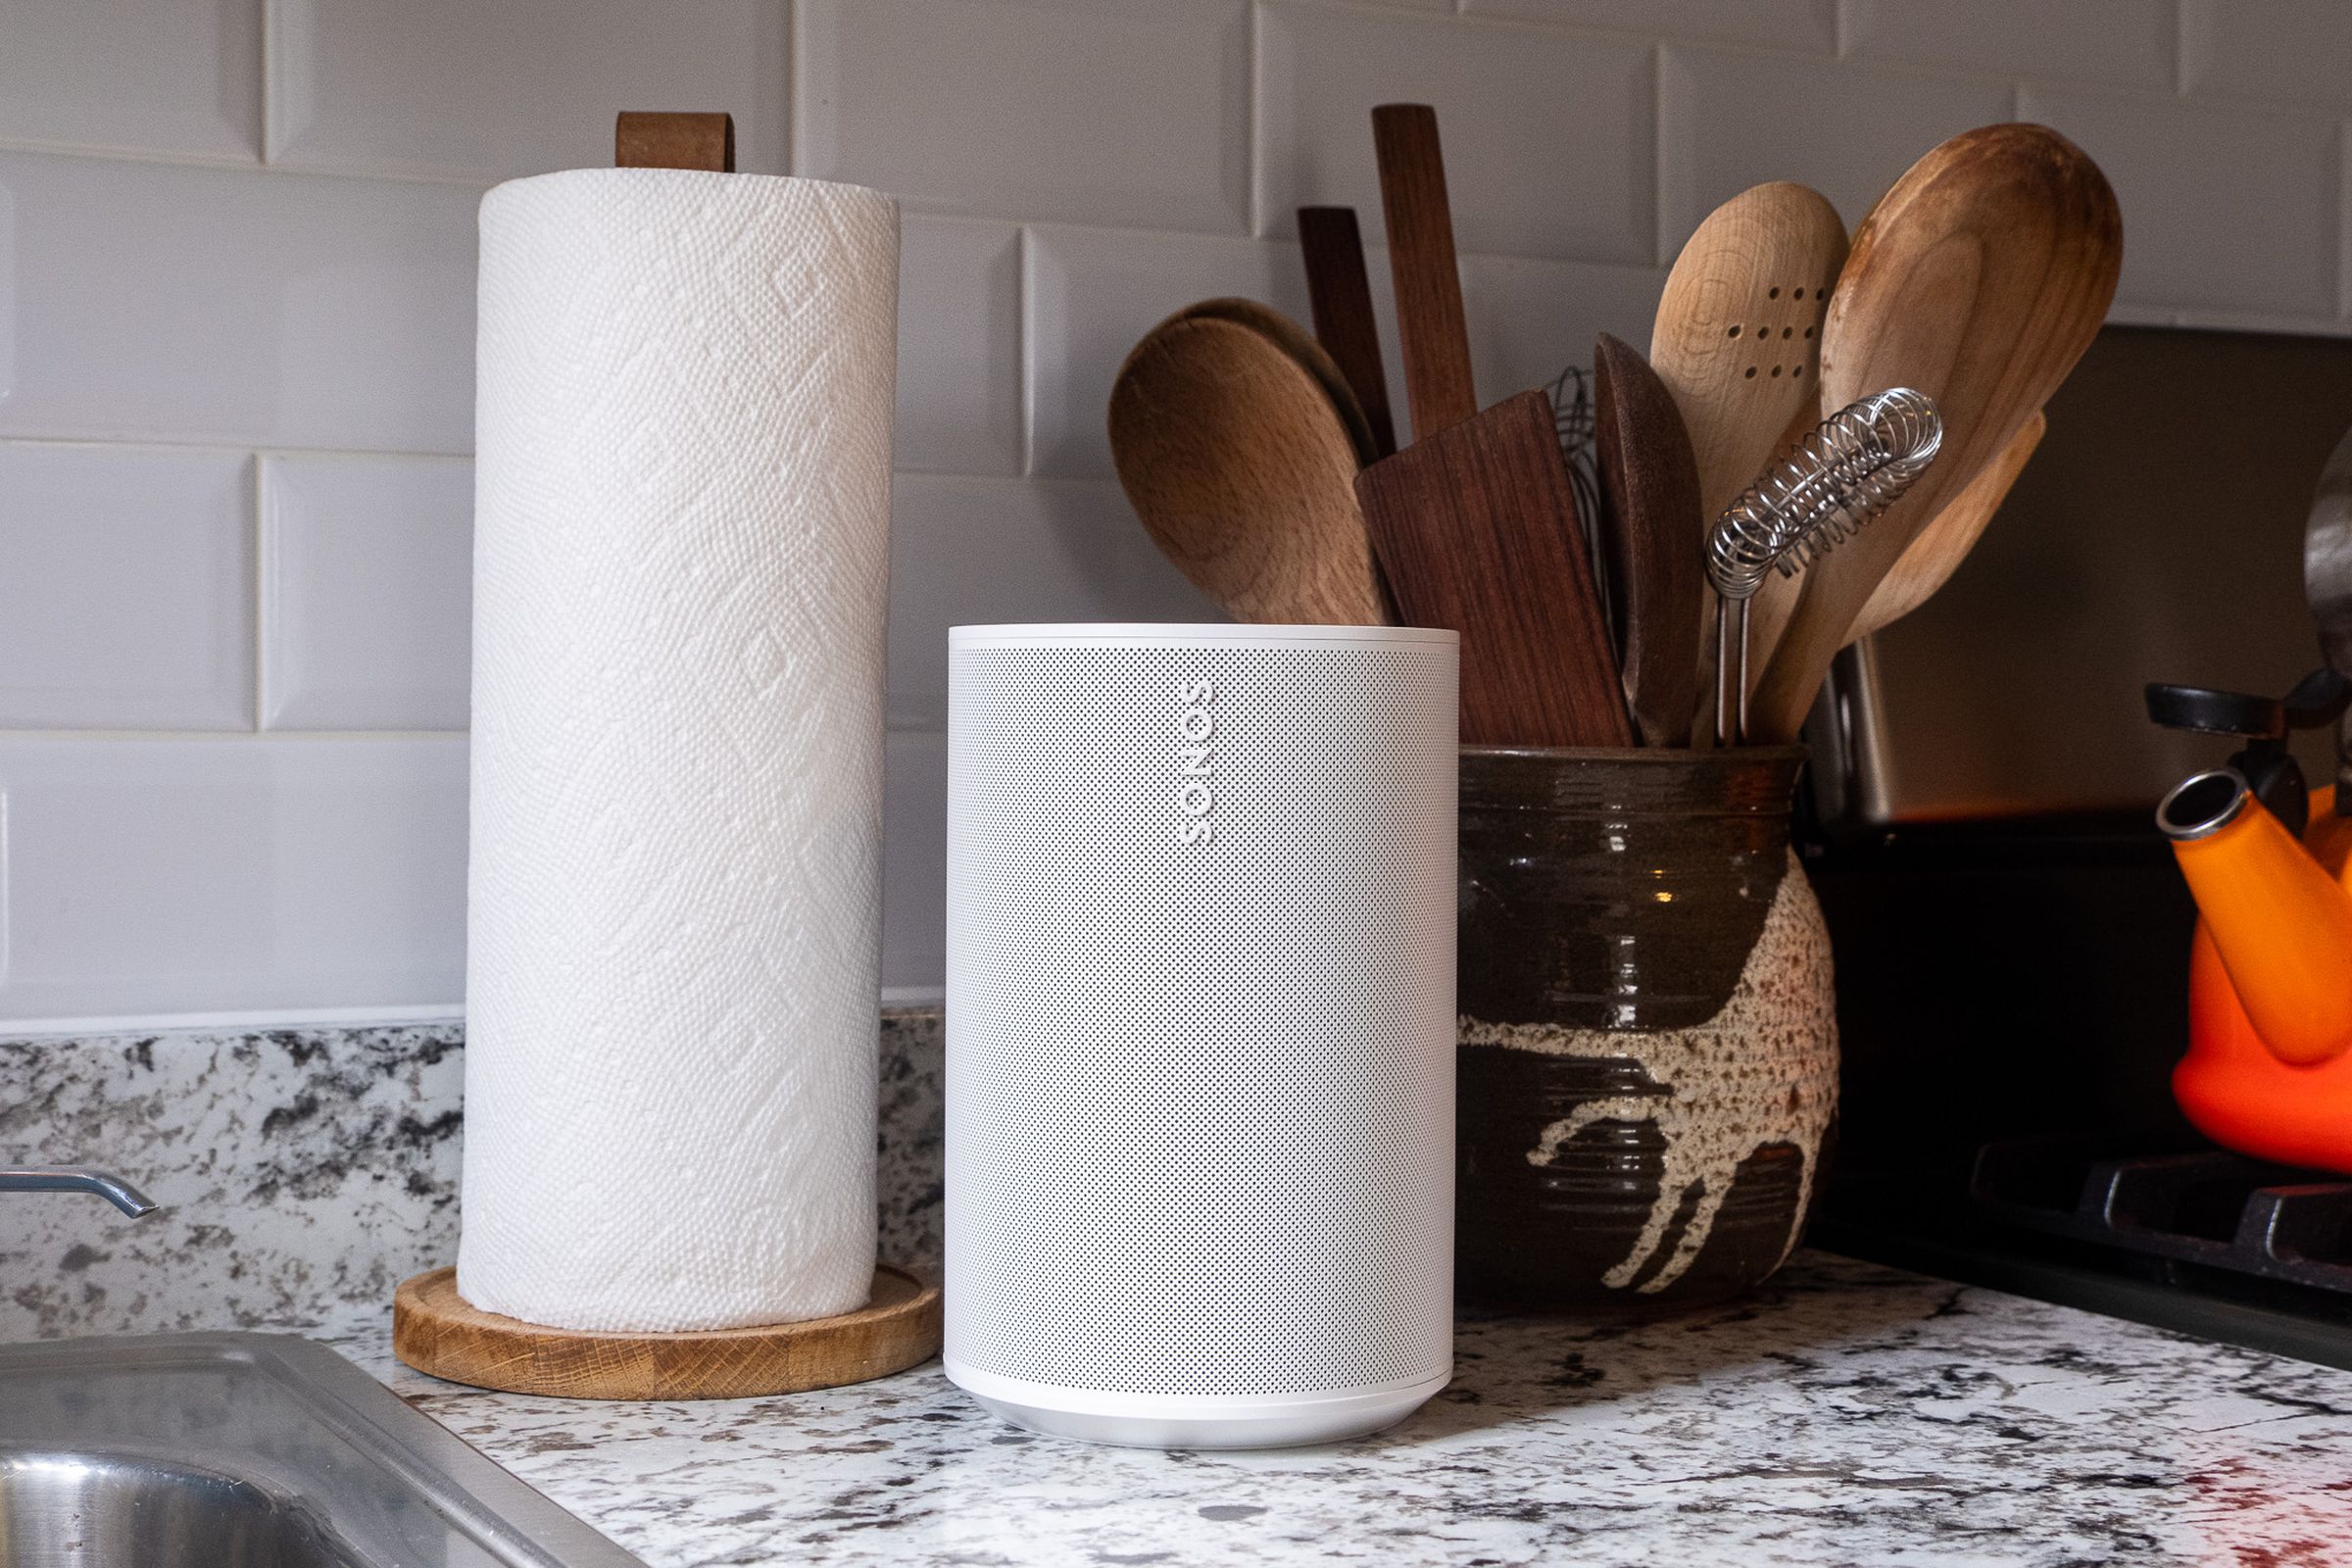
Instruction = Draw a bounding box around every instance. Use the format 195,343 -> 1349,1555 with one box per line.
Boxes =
2160,768 -> 2352,1066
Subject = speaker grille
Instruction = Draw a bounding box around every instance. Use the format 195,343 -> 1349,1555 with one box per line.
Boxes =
947,637 -> 1455,1397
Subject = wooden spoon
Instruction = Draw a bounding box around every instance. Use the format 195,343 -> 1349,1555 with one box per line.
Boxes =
1651,182 -> 1847,521
1592,333 -> 1705,747
1745,123 -> 2121,744
1109,313 -> 1393,625
1175,297 -> 1379,468
1848,409 -> 2044,643
1652,182 -> 1846,746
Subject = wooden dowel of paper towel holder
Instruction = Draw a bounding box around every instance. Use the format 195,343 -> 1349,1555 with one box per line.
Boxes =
614,110 -> 735,172
393,108 -> 942,1399
393,1265 -> 943,1399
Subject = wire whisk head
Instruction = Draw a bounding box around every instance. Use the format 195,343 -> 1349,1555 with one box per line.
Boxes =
1705,387 -> 1943,603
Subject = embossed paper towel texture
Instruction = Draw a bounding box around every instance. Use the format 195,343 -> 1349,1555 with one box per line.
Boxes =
461,169 -> 897,1332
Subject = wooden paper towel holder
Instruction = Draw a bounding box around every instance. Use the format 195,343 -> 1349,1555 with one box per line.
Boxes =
394,109 -> 941,1401
613,110 -> 734,172
392,1264 -> 942,1399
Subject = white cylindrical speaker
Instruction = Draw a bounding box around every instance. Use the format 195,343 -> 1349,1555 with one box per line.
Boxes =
945,623 -> 1459,1448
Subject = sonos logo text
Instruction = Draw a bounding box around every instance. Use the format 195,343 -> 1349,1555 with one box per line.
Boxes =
1176,678 -> 1216,845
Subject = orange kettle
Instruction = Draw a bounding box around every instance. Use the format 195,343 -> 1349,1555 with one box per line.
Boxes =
2160,771 -> 2352,1172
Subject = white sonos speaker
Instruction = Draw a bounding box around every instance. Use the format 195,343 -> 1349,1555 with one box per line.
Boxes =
944,623 -> 1459,1448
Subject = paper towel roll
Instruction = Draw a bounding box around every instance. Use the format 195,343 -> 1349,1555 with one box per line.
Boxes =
458,168 -> 897,1333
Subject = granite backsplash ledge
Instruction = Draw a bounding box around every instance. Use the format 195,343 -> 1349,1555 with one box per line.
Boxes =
0,1009 -> 944,1341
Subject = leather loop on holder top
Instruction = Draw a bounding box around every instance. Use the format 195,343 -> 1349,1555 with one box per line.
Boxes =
615,112 -> 735,172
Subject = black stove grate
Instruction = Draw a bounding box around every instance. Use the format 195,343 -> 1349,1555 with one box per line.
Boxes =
1969,1139 -> 2352,1298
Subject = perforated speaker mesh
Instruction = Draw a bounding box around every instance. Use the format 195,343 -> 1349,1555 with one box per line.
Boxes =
946,629 -> 1456,1397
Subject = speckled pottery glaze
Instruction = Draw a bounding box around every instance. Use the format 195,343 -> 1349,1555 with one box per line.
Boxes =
1456,745 -> 1836,1314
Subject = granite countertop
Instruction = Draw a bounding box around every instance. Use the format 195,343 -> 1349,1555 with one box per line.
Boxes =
317,1251 -> 2352,1568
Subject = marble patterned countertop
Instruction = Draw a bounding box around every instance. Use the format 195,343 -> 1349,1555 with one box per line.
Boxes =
316,1251 -> 2352,1568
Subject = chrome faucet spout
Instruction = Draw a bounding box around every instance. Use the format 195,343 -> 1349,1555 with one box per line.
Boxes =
0,1167 -> 159,1216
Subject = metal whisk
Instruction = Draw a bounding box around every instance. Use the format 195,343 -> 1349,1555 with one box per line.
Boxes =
1706,387 -> 1943,746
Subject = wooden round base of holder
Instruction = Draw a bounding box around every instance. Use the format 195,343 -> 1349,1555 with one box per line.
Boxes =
393,1264 -> 941,1400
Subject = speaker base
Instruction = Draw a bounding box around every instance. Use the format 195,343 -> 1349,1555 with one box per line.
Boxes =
945,1361 -> 1448,1449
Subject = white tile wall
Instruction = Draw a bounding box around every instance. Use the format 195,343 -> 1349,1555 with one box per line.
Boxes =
1462,0 -> 1837,51
2023,86 -> 2343,319
0,737 -> 467,1020
260,453 -> 473,731
2181,1 -> 2352,111
0,151 -> 476,452
881,729 -> 947,992
795,0 -> 1250,233
1846,0 -> 2177,91
4,0 -> 2352,1022
267,0 -> 790,180
0,0 -> 262,161
1255,3 -> 1655,264
0,443 -> 253,730
897,218 -> 1024,475
1658,47 -> 2015,248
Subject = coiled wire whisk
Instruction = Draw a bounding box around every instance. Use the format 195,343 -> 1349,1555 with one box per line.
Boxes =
1706,387 -> 1942,746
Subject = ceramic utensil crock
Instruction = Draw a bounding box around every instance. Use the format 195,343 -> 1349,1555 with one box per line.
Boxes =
1456,745 -> 1836,1313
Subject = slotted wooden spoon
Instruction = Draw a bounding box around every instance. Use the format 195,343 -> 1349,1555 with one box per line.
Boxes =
1109,312 -> 1393,625
1746,123 -> 2121,743
1652,182 -> 1846,745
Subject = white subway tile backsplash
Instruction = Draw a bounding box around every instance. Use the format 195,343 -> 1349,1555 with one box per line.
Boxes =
267,0 -> 789,179
2183,2 -> 2352,113
7,0 -> 2348,1020
885,474 -> 1221,728
1025,223 -> 1313,480
1255,3 -> 1655,265
0,152 -> 474,453
2022,87 -> 2340,319
0,0 -> 262,160
881,729 -> 946,992
796,0 -> 1250,232
1461,0 -> 1836,51
0,443 -> 253,730
1846,0 -> 2175,91
1658,47 -> 2013,253
897,219 -> 1023,476
261,454 -> 472,732
0,737 -> 467,1023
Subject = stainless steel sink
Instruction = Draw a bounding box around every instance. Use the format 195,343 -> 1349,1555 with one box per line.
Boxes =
0,1334 -> 644,1568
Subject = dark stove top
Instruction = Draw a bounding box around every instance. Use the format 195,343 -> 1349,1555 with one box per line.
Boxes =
1821,1139 -> 2352,1372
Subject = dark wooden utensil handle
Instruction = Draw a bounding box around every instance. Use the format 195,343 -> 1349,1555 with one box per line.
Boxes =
1372,104 -> 1476,441
1298,206 -> 1396,460
615,111 -> 735,172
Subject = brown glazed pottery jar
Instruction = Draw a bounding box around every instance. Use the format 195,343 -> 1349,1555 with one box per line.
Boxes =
1456,745 -> 1836,1314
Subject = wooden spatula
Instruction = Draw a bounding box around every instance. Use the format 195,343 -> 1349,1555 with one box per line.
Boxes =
1110,313 -> 1393,625
1592,334 -> 1705,748
1298,207 -> 1396,460
1358,390 -> 1629,745
1849,410 -> 2045,643
1371,105 -> 1476,441
1746,123 -> 2121,743
1353,103 -> 1626,745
